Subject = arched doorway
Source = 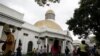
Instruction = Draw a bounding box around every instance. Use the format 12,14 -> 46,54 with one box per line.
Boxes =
27,41 -> 33,52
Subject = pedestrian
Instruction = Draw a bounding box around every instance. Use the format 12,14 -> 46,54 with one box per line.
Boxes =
92,45 -> 96,56
43,45 -> 47,56
51,39 -> 61,56
77,47 -> 80,56
39,46 -> 43,56
65,46 -> 69,56
3,25 -> 15,56
16,45 -> 22,56
79,40 -> 89,56
73,47 -> 77,56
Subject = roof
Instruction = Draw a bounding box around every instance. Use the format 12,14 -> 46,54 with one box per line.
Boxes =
34,19 -> 62,31
46,10 -> 54,14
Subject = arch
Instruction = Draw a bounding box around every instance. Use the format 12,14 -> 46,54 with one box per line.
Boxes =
27,41 -> 33,52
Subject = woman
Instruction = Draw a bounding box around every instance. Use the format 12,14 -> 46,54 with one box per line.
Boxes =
73,47 -> 77,56
51,40 -> 61,56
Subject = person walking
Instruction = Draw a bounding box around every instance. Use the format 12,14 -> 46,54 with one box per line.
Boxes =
79,40 -> 89,56
51,39 -> 61,56
16,45 -> 22,56
91,45 -> 96,56
73,47 -> 78,56
3,26 -> 15,56
65,46 -> 69,56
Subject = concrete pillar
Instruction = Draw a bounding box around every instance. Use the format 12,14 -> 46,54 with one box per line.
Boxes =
45,38 -> 48,47
45,37 -> 48,53
62,40 -> 66,53
67,41 -> 73,54
14,29 -> 20,52
0,26 -> 3,52
0,26 -> 3,38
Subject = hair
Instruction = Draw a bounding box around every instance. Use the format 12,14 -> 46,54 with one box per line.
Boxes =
54,39 -> 59,48
4,31 -> 11,35
81,40 -> 85,44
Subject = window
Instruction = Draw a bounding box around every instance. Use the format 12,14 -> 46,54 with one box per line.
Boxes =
35,36 -> 38,38
23,33 -> 28,36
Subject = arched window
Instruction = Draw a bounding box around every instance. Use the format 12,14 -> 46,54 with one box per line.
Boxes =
27,41 -> 33,52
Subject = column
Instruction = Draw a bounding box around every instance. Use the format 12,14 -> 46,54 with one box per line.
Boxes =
14,28 -> 21,52
62,40 -> 66,53
14,29 -> 19,52
45,38 -> 48,47
0,26 -> 3,38
45,36 -> 48,53
0,25 -> 3,52
67,41 -> 73,54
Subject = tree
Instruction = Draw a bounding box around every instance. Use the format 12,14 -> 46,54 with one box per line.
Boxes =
67,0 -> 100,43
35,0 -> 60,6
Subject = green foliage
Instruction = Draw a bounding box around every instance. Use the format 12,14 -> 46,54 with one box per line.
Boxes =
35,0 -> 60,6
67,0 -> 100,43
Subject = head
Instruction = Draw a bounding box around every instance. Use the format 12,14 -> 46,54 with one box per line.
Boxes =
94,45 -> 96,48
41,46 -> 42,49
81,40 -> 85,44
3,24 -> 11,35
44,45 -> 46,48
4,31 -> 11,35
54,39 -> 59,48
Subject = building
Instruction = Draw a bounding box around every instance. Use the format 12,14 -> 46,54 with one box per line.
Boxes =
73,40 -> 81,48
0,4 -> 73,54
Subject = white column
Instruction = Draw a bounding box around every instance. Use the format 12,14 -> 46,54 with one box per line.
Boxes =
62,40 -> 66,53
45,37 -> 48,47
68,41 -> 73,54
0,26 -> 3,38
14,29 -> 20,52
45,37 -> 48,53
0,26 -> 3,52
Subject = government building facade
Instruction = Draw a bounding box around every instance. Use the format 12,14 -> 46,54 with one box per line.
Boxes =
0,4 -> 73,54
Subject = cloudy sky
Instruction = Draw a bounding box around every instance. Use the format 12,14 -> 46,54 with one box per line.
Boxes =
0,0 -> 80,40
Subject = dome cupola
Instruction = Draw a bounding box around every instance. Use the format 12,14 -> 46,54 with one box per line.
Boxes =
45,10 -> 55,20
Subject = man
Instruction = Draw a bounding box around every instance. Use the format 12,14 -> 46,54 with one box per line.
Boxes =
79,40 -> 89,56
3,25 -> 15,56
65,46 -> 69,56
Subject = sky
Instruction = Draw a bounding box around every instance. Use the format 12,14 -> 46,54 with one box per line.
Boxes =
0,0 -> 80,40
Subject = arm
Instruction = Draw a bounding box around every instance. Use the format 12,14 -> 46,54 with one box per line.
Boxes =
0,40 -> 5,43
